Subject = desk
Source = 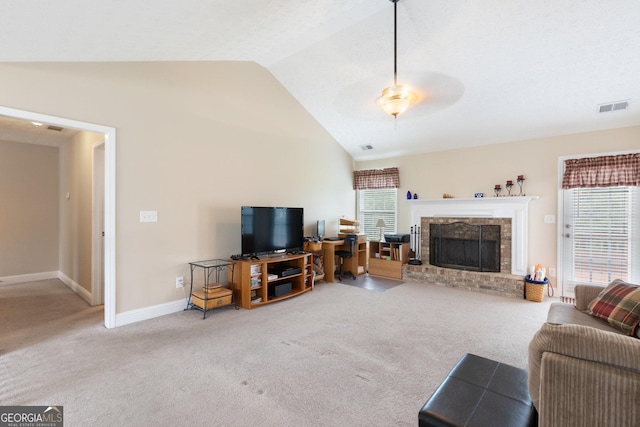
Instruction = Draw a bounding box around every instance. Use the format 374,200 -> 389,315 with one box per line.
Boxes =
322,237 -> 367,282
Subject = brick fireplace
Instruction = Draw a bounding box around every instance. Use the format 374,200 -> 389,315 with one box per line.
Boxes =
403,197 -> 537,298
427,217 -> 509,273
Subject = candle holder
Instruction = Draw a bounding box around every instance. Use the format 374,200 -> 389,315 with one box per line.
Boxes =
494,185 -> 502,197
517,175 -> 525,196
505,180 -> 514,196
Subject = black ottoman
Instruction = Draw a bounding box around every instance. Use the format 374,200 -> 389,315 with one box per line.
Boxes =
419,354 -> 537,427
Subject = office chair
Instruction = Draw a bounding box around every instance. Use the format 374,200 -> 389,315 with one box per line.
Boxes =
334,234 -> 357,281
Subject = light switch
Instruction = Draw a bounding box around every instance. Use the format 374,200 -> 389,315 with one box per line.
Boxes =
544,215 -> 556,224
140,211 -> 158,223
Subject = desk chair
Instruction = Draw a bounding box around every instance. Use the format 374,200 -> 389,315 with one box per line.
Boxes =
334,234 -> 357,281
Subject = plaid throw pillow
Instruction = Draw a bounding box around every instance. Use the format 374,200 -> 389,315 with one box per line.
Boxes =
587,279 -> 640,337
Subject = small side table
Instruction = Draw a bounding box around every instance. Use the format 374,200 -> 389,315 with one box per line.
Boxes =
186,259 -> 237,319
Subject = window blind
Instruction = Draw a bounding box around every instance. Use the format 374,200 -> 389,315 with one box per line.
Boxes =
570,186 -> 639,284
358,189 -> 397,241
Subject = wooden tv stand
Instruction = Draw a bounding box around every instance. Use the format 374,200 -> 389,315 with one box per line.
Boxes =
231,253 -> 313,309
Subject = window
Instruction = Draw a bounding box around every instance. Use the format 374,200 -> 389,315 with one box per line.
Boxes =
564,186 -> 638,288
353,167 -> 399,241
357,189 -> 397,241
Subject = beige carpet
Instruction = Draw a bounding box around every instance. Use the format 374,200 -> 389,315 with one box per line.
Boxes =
0,278 -> 554,426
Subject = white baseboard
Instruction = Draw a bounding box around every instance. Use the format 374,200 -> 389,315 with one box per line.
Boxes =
1,270 -> 188,328
57,271 -> 93,304
115,299 -> 187,327
0,271 -> 58,285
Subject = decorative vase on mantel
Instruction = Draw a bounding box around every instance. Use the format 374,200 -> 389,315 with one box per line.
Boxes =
407,191 -> 412,200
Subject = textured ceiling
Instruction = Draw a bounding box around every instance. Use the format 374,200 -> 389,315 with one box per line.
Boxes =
1,0 -> 639,160
0,116 -> 79,147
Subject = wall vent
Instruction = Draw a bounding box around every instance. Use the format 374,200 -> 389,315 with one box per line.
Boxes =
597,100 -> 630,114
47,125 -> 64,132
360,144 -> 374,151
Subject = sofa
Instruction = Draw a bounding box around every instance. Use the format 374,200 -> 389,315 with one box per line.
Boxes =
528,282 -> 640,427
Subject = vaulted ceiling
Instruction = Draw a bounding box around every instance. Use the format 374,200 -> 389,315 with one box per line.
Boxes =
1,0 -> 639,160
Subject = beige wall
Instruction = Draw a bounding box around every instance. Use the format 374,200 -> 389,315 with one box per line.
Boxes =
0,62 -> 355,312
5,61 -> 634,314
0,139 -> 59,276
357,125 -> 640,287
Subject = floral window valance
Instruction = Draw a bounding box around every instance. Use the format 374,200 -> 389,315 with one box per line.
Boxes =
353,167 -> 400,190
562,153 -> 640,189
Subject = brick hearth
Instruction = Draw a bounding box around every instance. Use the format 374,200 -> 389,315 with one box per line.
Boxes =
403,216 -> 524,298
403,264 -> 525,298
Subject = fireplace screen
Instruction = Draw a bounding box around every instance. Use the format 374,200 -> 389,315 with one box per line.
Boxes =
429,222 -> 500,272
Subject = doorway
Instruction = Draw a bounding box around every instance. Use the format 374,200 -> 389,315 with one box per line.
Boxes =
557,152 -> 640,300
0,105 -> 117,328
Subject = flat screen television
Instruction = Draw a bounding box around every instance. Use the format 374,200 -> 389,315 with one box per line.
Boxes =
241,206 -> 304,256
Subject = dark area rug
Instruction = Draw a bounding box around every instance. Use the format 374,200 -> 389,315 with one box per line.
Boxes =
331,273 -> 404,292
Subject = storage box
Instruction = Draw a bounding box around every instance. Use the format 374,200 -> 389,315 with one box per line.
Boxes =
203,282 -> 222,292
191,287 -> 232,310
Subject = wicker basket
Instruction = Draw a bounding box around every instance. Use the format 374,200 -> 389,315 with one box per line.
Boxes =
304,241 -> 322,252
524,275 -> 548,302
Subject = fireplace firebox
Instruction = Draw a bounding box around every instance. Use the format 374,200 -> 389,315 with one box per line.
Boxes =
429,222 -> 500,272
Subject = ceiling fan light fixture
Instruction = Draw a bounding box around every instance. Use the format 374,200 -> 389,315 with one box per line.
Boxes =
377,85 -> 416,117
377,0 -> 415,119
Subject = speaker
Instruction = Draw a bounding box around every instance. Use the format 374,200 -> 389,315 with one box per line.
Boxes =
269,282 -> 292,298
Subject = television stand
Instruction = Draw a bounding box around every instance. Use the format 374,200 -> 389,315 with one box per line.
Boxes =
231,252 -> 313,309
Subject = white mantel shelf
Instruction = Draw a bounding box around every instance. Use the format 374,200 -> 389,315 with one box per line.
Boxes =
407,196 -> 539,276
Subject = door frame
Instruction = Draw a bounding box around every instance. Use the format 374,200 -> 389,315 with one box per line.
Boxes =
92,142 -> 105,306
557,149 -> 639,299
0,105 -> 117,328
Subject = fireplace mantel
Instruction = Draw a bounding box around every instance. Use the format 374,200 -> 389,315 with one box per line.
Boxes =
407,196 -> 539,275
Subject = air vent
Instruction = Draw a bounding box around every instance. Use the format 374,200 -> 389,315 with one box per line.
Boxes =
47,125 -> 64,132
597,100 -> 630,114
360,144 -> 374,151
